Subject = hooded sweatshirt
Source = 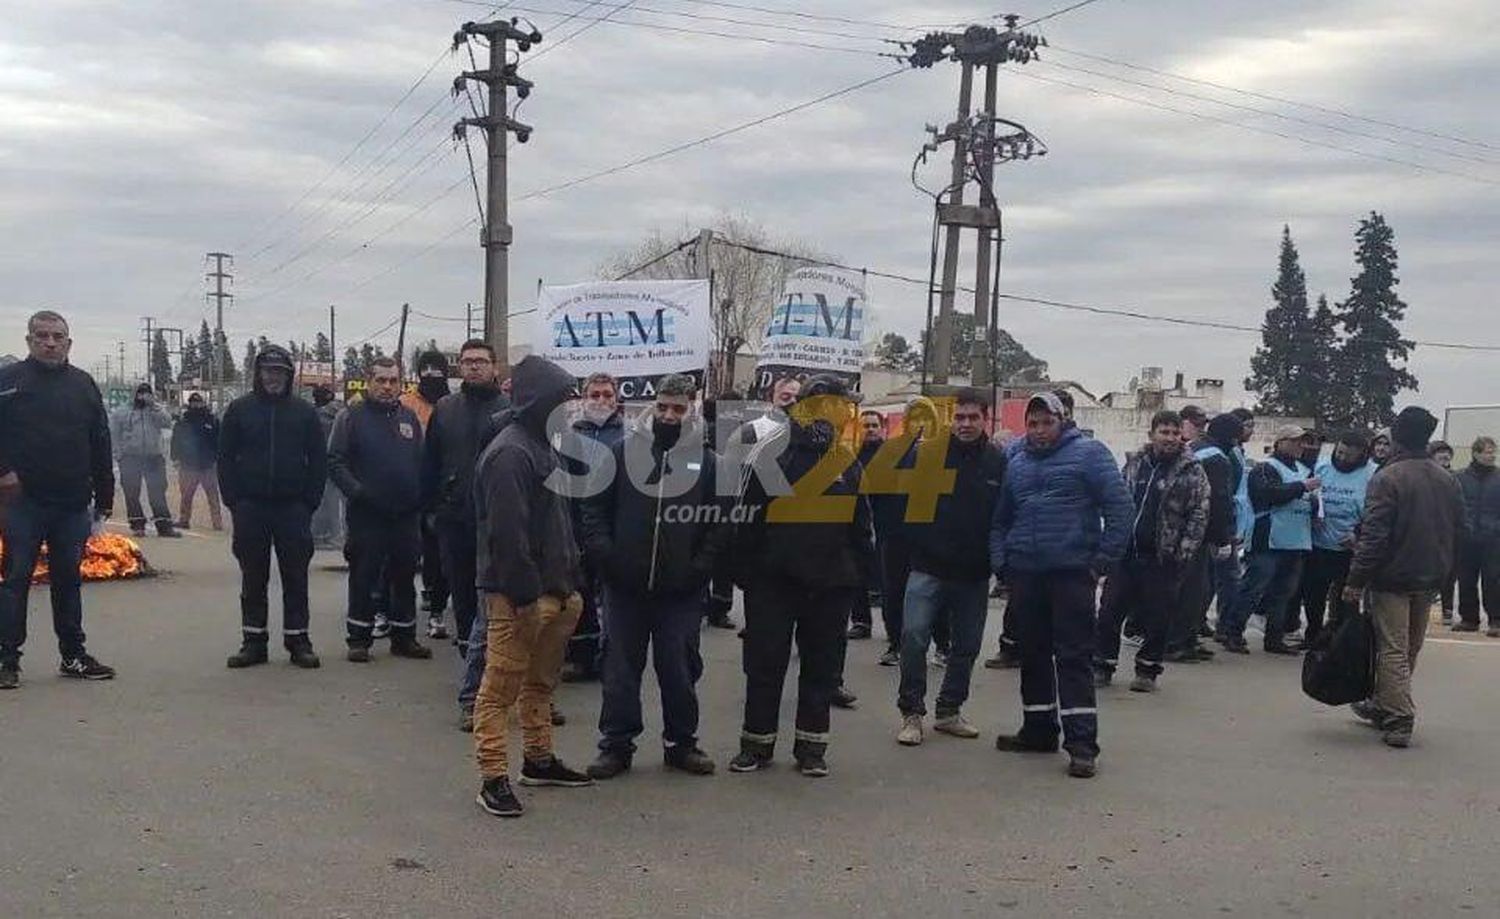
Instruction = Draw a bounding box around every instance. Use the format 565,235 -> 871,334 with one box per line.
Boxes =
1190,413 -> 1244,548
216,345 -> 328,509
422,380 -> 509,524
474,356 -> 582,605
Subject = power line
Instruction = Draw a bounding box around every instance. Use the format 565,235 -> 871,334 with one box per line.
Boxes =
527,0 -> 645,64
1048,45 -> 1500,154
710,237 -> 1500,352
1018,0 -> 1112,27
614,238 -> 695,279
1005,67 -> 1500,188
464,0 -> 899,45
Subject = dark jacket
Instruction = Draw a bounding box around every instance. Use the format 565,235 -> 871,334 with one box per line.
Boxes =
328,398 -> 424,517
566,410 -> 626,554
1347,449 -> 1466,593
731,417 -> 875,590
989,426 -> 1132,575
1455,462 -> 1500,543
1247,455 -> 1315,552
421,382 -> 508,523
216,347 -> 327,509
1121,446 -> 1211,565
579,414 -> 728,598
1189,434 -> 1236,547
867,435 -> 917,545
905,435 -> 1006,581
171,407 -> 220,469
474,357 -> 582,605
0,357 -> 114,513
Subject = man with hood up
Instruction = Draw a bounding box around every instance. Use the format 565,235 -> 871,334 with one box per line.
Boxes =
170,392 -> 223,531
1173,411 -> 1244,659
472,356 -> 592,819
217,345 -> 327,670
111,383 -> 179,537
580,373 -> 725,780
404,349 -> 452,639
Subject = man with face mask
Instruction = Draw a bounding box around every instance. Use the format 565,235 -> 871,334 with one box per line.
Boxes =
1219,426 -> 1322,655
1093,411 -> 1209,693
218,345 -> 327,670
309,385 -> 345,550
1428,441 -> 1457,623
170,392 -> 223,531
1454,435 -> 1500,635
562,372 -> 625,683
581,374 -> 725,779
1295,431 -> 1375,646
404,350 -> 452,639
111,383 -> 179,538
472,356 -> 591,818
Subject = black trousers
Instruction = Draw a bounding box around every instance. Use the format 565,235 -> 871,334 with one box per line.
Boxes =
1457,537 -> 1500,627
1009,569 -> 1099,758
437,519 -> 480,655
1299,548 -> 1352,643
419,513 -> 448,613
566,568 -> 604,674
230,499 -> 313,647
1169,543 -> 1214,653
851,537 -> 881,627
741,580 -> 853,754
345,506 -> 419,647
1096,557 -> 1183,678
598,586 -> 704,754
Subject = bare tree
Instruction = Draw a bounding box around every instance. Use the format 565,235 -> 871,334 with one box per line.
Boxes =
598,213 -> 834,393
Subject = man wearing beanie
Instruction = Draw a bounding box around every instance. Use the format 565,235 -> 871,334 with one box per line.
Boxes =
1345,406 -> 1465,748
404,350 -> 452,639
1175,410 -> 1245,658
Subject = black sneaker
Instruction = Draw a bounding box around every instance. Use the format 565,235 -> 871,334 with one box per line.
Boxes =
476,776 -> 524,818
519,755 -> 593,788
706,611 -> 737,630
389,638 -> 433,659
1221,637 -> 1250,654
664,746 -> 716,776
1263,642 -> 1301,656
1067,754 -> 1098,778
878,648 -> 899,667
1351,699 -> 1388,729
586,750 -> 633,780
846,622 -> 872,640
796,752 -> 829,778
287,641 -> 321,669
1162,648 -> 1204,664
984,650 -> 1022,670
831,686 -> 858,710
0,659 -> 18,690
994,733 -> 1059,754
1093,668 -> 1113,688
346,646 -> 372,663
59,654 -> 115,680
551,705 -> 566,726
1451,621 -> 1479,633
728,743 -> 774,773
155,525 -> 182,538
226,643 -> 269,669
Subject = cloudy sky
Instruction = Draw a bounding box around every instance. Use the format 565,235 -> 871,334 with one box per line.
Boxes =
3,0 -> 1496,410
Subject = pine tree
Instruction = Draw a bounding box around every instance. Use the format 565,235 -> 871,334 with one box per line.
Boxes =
179,331 -> 201,383
1332,212 -> 1417,429
196,320 -> 214,372
1246,226 -> 1314,416
314,332 -> 333,362
342,346 -> 362,381
1304,294 -> 1342,427
215,330 -> 238,382
242,339 -> 257,381
150,330 -> 173,393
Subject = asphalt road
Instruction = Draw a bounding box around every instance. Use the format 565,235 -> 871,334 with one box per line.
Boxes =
2,527 -> 1498,918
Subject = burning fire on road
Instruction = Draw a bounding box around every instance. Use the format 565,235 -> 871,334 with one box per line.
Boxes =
0,532 -> 153,583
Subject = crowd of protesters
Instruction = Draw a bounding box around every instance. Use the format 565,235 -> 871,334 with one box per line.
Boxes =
0,310 -> 1490,814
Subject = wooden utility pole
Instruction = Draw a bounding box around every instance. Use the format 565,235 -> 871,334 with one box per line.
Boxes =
455,18 -> 542,376
395,302 -> 410,377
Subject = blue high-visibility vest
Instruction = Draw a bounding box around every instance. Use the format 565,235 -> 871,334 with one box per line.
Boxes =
1258,456 -> 1313,551
1313,459 -> 1375,550
1198,443 -> 1255,544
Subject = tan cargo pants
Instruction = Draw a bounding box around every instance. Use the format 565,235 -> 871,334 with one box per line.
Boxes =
473,592 -> 583,779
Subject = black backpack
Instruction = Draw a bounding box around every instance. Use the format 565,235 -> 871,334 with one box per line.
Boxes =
1301,598 -> 1376,706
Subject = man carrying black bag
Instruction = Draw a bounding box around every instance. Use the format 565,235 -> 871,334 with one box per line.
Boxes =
1340,407 -> 1465,749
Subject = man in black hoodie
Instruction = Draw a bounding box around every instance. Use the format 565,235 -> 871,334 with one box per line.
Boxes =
895,390 -> 1006,746
408,349 -> 452,638
1172,411 -> 1244,660
472,356 -> 592,819
422,340 -> 508,722
171,392 -> 223,530
329,357 -> 432,662
0,310 -> 117,689
581,374 -> 725,780
218,344 -> 327,670
728,375 -> 876,778
1454,435 -> 1500,635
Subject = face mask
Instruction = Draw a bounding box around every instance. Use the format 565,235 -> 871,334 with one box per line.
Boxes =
652,417 -> 682,448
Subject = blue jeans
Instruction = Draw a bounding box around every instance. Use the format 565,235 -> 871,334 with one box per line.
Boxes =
598,586 -> 704,754
458,603 -> 487,709
898,571 -> 989,717
1225,549 -> 1304,644
0,496 -> 92,661
1209,547 -> 1242,633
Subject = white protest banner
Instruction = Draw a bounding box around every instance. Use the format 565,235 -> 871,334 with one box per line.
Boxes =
753,265 -> 866,399
534,279 -> 712,401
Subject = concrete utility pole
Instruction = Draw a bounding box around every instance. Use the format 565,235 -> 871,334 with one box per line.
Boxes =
395,303 -> 411,377
904,18 -> 1046,391
206,252 -> 233,406
328,305 -> 337,390
454,18 -> 542,376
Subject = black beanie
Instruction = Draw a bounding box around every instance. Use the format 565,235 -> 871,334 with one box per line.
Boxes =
1392,406 -> 1438,451
1206,412 -> 1244,447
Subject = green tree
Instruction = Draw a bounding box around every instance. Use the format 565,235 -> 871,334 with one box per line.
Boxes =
215,330 -> 238,383
314,332 -> 333,362
1304,294 -> 1342,427
917,313 -> 1046,382
196,320 -> 214,373
1331,212 -> 1417,428
150,330 -> 173,393
179,330 -> 201,382
873,332 -> 919,372
242,339 -> 257,382
343,346 -> 362,381
1246,226 -> 1317,417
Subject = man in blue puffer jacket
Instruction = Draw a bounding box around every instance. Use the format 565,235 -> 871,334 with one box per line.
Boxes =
989,392 -> 1131,778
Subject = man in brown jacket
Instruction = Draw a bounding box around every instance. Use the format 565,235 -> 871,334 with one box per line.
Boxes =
1344,406 -> 1466,748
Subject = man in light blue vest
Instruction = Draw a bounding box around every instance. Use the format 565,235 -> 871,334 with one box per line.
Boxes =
1220,425 -> 1322,654
1294,430 -> 1374,646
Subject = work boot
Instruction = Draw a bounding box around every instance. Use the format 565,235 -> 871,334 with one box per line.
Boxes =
587,749 -> 633,780
476,776 -> 523,818
897,714 -> 924,746
728,739 -> 774,773
933,711 -> 980,739
831,685 -> 858,709
389,636 -> 433,659
1451,621 -> 1479,633
0,658 -> 19,690
519,754 -> 593,788
793,739 -> 829,778
664,746 -> 716,776
155,522 -> 182,538
1129,674 -> 1158,693
1067,753 -> 1098,779
287,639 -> 321,669
346,646 -> 372,663
846,622 -> 872,640
226,643 -> 269,669
994,733 -> 1059,754
984,648 -> 1022,670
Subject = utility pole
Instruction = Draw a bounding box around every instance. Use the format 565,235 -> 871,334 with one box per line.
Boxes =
141,316 -> 155,387
395,303 -> 411,378
454,18 -> 542,376
465,302 -> 477,341
328,305 -> 337,390
206,252 -> 234,406
117,341 -> 127,384
904,18 -> 1046,392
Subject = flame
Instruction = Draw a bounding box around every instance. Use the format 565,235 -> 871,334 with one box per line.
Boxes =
0,532 -> 152,584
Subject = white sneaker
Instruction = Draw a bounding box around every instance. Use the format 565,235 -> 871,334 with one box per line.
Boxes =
897,714 -> 924,746
933,712 -> 980,739
427,617 -> 450,640
371,614 -> 390,640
